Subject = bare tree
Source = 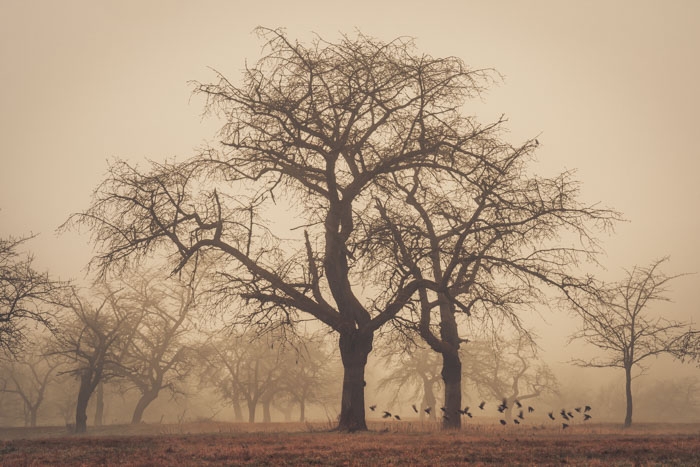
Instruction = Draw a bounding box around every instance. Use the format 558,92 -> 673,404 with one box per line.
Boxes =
461,334 -> 558,421
0,339 -> 62,426
0,234 -> 66,356
53,284 -> 139,433
66,28 -> 618,430
569,257 -> 691,427
376,345 -> 441,420
116,270 -> 198,424
198,330 -> 285,423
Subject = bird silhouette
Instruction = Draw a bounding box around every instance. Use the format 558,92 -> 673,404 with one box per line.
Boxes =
440,407 -> 447,413
424,407 -> 432,415
513,419 -> 520,425
443,414 -> 450,421
369,405 -> 376,411
548,412 -> 555,420
515,400 -> 522,409
575,407 -> 582,413
479,401 -> 486,410
499,419 -> 506,425
528,406 -> 535,413
412,404 -> 418,413
466,412 -> 473,418
394,415 -> 401,421
517,410 -> 524,420
584,414 -> 592,421
382,411 -> 392,419
567,411 -> 574,419
562,423 -> 569,429
584,405 -> 592,412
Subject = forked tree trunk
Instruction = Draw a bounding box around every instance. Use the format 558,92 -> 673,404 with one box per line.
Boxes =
337,330 -> 372,432
131,388 -> 159,424
75,376 -> 95,433
441,350 -> 462,429
624,365 -> 633,428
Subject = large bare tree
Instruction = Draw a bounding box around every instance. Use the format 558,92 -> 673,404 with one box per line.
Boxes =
569,257 -> 691,427
66,28 -> 617,430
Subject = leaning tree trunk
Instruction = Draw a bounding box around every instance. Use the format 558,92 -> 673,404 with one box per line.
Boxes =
337,329 -> 373,432
131,388 -> 160,424
75,375 -> 96,433
624,365 -> 633,428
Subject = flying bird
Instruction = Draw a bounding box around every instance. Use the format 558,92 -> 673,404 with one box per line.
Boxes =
479,401 -> 486,410
515,400 -> 522,409
412,404 -> 418,413
584,405 -> 592,412
440,407 -> 447,413
394,415 -> 401,421
513,419 -> 520,425
382,411 -> 392,419
562,423 -> 569,429
369,405 -> 376,412
424,407 -> 432,415
584,414 -> 592,421
500,419 -> 507,425
548,412 -> 555,420
517,410 -> 524,420
575,407 -> 582,413
528,406 -> 535,413
567,412 -> 574,419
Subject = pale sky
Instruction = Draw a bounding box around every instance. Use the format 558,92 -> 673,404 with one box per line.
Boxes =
1,1 -> 698,381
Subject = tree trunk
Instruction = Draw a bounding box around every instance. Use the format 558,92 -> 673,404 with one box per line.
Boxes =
441,350 -> 462,429
75,375 -> 94,433
29,406 -> 38,427
131,388 -> 159,424
247,400 -> 256,423
232,399 -> 243,422
337,330 -> 372,432
94,382 -> 104,426
299,398 -> 306,422
624,365 -> 633,428
262,398 -> 272,423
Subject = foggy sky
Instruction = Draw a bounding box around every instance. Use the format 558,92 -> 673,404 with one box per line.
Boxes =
1,1 -> 698,386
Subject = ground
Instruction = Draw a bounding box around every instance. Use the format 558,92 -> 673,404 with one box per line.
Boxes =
0,421 -> 699,465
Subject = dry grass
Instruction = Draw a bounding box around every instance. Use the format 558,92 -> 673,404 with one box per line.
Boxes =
0,421 -> 699,466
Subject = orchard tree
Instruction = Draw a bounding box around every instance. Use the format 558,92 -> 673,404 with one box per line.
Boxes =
66,28 -> 617,431
569,257 -> 691,427
461,334 -> 558,421
53,284 -> 140,433
117,269 -> 199,424
0,234 -> 66,356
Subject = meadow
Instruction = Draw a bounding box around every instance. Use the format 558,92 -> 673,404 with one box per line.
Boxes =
1,421 -> 699,466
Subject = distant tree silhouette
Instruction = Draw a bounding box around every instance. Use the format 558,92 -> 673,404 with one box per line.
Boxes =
569,257 -> 692,427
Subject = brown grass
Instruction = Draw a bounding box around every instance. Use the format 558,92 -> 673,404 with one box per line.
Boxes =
0,421 -> 698,466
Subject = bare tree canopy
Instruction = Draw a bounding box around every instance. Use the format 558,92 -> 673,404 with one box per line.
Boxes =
66,28 -> 619,431
569,257 -> 692,427
0,234 -> 67,356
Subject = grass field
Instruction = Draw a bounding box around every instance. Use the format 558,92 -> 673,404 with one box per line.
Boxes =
1,421 -> 699,466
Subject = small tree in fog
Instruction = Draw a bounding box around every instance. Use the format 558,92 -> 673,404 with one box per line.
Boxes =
461,334 -> 558,420
117,269 -> 199,424
376,345 -> 441,420
0,337 -> 62,427
0,234 -> 67,357
53,284 -> 139,433
569,257 -> 691,427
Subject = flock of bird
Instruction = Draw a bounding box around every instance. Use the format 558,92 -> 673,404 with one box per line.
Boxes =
369,399 -> 593,429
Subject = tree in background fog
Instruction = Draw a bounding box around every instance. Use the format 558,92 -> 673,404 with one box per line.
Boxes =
461,333 -> 558,421
116,269 -> 199,424
53,284 -> 140,433
569,257 -> 692,427
0,234 -> 67,357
